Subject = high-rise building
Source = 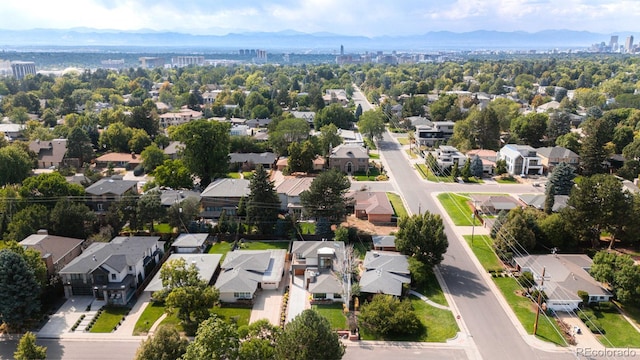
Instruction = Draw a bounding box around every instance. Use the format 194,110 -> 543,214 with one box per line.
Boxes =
139,57 -> 165,69
11,61 -> 36,79
626,36 -> 634,53
171,56 -> 205,67
609,35 -> 618,51
340,45 -> 344,55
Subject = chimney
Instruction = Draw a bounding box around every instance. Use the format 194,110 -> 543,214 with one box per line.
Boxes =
37,229 -> 48,235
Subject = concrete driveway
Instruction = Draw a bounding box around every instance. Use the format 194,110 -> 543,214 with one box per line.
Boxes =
38,296 -> 94,338
250,289 -> 283,326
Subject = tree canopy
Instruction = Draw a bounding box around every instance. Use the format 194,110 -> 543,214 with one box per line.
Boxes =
134,325 -> 187,360
357,109 -> 386,141
246,165 -> 281,234
275,309 -> 345,360
396,212 -> 449,267
300,169 -> 350,224
0,249 -> 41,330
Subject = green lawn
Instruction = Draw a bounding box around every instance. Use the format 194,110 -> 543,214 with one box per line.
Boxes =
89,306 -> 130,333
493,277 -> 566,346
464,235 -> 504,272
405,149 -> 417,159
413,271 -> 448,307
616,301 -> 640,329
495,176 -> 519,184
415,164 -> 453,183
364,138 -> 377,150
312,303 -> 348,330
211,306 -> 251,327
299,222 -> 316,235
154,223 -> 172,233
369,153 -> 380,159
354,241 -> 371,259
133,302 -> 166,335
227,172 -> 242,179
208,241 -> 234,261
238,241 -> 290,251
353,168 -> 382,181
437,193 -> 481,226
580,306 -> 640,348
387,192 -> 408,219
243,171 -> 254,180
359,296 -> 458,342
397,137 -> 410,145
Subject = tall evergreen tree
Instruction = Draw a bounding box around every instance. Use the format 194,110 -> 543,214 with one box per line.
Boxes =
470,155 -> 484,178
0,249 -> 41,330
246,166 -> 281,234
300,169 -> 350,224
546,162 -> 576,195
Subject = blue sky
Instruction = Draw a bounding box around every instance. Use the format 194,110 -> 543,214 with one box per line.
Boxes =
1,0 -> 638,36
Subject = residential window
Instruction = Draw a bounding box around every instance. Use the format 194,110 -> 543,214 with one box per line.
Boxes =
234,292 -> 251,299
128,266 -> 132,271
111,273 -> 117,280
313,293 -> 327,299
333,293 -> 342,299
97,203 -> 104,211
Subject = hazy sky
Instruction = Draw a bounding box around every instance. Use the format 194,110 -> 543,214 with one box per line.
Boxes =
2,0 -> 638,36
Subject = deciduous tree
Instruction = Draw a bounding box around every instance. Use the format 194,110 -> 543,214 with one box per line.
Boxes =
140,143 -> 167,173
275,309 -> 345,360
182,315 -> 239,360
134,325 -> 187,360
396,212 -> 448,267
358,295 -> 421,337
152,159 -> 193,189
357,109 -> 385,141
0,145 -> 34,186
300,170 -> 350,224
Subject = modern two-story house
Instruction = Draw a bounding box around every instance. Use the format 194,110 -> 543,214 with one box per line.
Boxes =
59,236 -> 163,305
85,175 -> 139,213
497,144 -> 544,176
200,178 -> 250,218
291,241 -> 345,302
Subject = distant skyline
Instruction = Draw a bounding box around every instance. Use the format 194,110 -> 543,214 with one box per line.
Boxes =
1,0 -> 639,37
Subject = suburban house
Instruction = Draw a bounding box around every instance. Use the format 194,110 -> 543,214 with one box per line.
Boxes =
172,233 -> 211,253
372,235 -> 397,251
85,175 -> 139,213
359,251 -> 411,297
158,108 -> 203,128
230,124 -> 250,136
200,178 -> 250,218
275,177 -> 314,214
20,230 -> 84,275
163,141 -> 183,160
535,100 -> 561,113
0,123 -> 25,141
350,191 -> 394,223
338,129 -> 364,146
144,253 -> 222,294
229,152 -> 277,170
28,139 -> 68,169
436,145 -> 466,169
534,147 -> 580,172
498,144 -> 544,176
94,152 -> 142,170
291,241 -> 345,302
59,236 -> 163,305
466,149 -> 497,175
415,121 -> 455,147
290,111 -> 315,128
518,194 -> 569,212
323,89 -> 348,105
470,194 -> 521,215
329,144 -> 369,174
513,254 -> 613,312
275,156 -> 325,172
214,249 -> 286,303
159,189 -> 201,208
245,118 -> 272,128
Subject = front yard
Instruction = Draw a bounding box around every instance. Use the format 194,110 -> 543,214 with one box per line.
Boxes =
581,305 -> 640,348
312,303 -> 348,330
387,192 -> 408,219
89,306 -> 130,333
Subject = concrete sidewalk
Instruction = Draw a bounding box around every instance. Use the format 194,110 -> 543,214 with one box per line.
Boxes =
113,292 -> 150,336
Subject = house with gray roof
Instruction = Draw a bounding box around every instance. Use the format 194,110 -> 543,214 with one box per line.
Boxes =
214,249 -> 286,303
20,229 -> 84,275
29,139 -> 68,169
470,194 -> 521,215
85,175 -> 139,213
275,177 -> 314,214
159,189 -> 201,207
172,233 -> 211,253
518,194 -> 569,213
291,241 -> 345,302
59,236 -> 162,305
163,141 -> 183,160
513,254 -> 612,312
535,146 -> 580,173
200,178 -> 250,218
144,253 -> 222,293
372,235 -> 396,251
329,144 -> 369,174
360,251 -> 410,297
229,152 -> 277,170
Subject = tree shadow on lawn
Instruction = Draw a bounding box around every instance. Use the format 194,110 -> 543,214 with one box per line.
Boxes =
438,264 -> 491,299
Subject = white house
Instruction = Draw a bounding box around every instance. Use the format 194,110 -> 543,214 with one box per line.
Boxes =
214,249 -> 286,303
415,121 -> 455,147
497,144 -> 544,176
172,233 -> 210,254
436,145 -> 466,169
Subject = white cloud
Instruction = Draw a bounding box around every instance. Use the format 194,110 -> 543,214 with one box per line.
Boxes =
0,0 -> 637,35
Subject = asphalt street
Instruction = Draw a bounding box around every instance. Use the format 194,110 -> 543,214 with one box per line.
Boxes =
0,338 -> 140,360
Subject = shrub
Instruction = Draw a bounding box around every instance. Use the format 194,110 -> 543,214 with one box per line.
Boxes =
133,164 -> 145,176
577,290 -> 589,306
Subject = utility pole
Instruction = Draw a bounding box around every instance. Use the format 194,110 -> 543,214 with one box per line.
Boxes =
471,200 -> 478,245
533,267 -> 546,335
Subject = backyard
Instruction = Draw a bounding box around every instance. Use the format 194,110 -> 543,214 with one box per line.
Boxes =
208,240 -> 290,261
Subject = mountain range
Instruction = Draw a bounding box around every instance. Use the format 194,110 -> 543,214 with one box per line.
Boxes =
0,28 -> 630,52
